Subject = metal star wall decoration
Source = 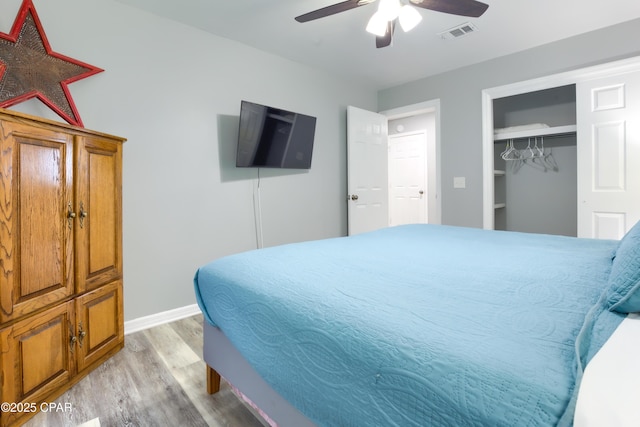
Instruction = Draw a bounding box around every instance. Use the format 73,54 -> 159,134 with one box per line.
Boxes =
0,0 -> 103,127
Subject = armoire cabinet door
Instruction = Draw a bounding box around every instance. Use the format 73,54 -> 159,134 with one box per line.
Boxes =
0,301 -> 75,427
0,122 -> 75,323
75,280 -> 124,372
74,135 -> 123,293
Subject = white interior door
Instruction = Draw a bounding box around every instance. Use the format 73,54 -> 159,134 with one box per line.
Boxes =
347,106 -> 388,235
577,70 -> 640,239
388,131 -> 427,226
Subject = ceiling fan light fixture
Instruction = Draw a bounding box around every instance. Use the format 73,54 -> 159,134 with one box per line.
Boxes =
366,11 -> 388,36
398,5 -> 422,32
377,0 -> 402,21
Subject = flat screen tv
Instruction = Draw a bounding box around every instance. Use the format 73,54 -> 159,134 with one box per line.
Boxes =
236,100 -> 317,169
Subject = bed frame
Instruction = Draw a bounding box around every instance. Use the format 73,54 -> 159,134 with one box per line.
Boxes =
204,315 -> 640,427
203,321 -> 317,427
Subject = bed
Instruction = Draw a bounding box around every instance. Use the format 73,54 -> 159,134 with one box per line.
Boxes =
194,222 -> 640,427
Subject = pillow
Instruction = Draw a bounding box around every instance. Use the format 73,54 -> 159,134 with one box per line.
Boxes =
607,220 -> 640,313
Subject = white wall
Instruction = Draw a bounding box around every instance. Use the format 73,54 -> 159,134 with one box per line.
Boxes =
378,18 -> 640,228
0,0 -> 377,320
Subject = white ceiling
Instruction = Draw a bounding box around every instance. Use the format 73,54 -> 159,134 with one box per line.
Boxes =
115,0 -> 640,89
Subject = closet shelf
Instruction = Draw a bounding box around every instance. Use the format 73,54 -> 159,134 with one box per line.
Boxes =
494,170 -> 506,176
494,124 -> 577,141
494,203 -> 506,209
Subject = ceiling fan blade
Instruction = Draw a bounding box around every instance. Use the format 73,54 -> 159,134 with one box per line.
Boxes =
295,0 -> 369,23
410,0 -> 489,17
376,20 -> 395,48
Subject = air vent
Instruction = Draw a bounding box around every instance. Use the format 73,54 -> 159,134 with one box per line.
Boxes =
438,22 -> 478,40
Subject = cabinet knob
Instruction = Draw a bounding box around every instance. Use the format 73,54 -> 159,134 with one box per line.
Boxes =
79,202 -> 88,228
67,202 -> 76,229
78,322 -> 86,347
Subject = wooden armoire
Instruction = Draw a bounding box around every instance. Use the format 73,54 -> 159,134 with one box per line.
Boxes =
0,108 -> 125,427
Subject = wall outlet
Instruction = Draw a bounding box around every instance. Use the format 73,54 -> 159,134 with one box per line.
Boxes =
453,176 -> 466,189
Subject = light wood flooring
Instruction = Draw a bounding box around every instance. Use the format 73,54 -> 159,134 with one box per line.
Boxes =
24,314 -> 268,427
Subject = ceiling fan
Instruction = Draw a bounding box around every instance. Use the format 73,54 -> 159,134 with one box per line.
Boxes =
295,0 -> 489,48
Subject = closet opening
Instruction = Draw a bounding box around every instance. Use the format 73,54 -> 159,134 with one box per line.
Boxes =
492,84 -> 577,237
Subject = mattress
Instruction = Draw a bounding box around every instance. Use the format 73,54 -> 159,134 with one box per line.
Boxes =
194,224 -> 624,427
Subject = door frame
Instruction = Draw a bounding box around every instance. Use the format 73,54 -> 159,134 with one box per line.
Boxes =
381,99 -> 441,225
482,55 -> 640,230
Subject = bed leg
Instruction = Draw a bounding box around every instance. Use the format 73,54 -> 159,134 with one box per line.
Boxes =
207,364 -> 221,394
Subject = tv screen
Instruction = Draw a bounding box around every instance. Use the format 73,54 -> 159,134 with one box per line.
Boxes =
236,100 -> 317,169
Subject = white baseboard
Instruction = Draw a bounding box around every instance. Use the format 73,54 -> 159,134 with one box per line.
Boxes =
124,304 -> 202,335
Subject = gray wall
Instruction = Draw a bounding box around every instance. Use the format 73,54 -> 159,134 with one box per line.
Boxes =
0,0 -> 377,321
493,85 -> 576,129
495,137 -> 577,236
378,18 -> 640,228
389,113 -> 434,135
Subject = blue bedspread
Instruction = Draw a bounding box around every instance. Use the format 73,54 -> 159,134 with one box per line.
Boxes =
194,224 -> 624,427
